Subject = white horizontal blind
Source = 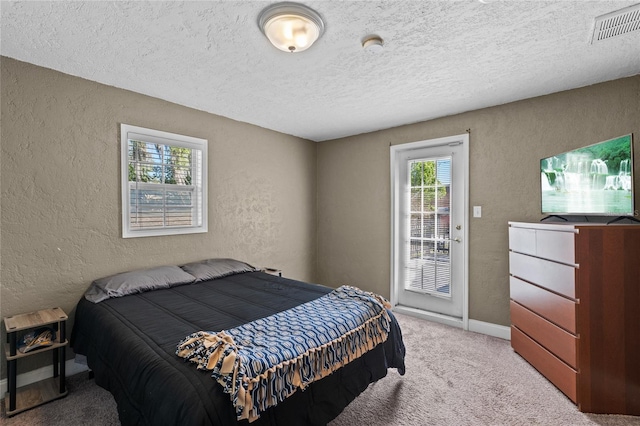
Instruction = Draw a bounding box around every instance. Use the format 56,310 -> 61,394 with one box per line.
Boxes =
405,157 -> 452,296
121,124 -> 207,238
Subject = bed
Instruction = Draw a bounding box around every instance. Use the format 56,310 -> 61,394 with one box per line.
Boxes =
70,260 -> 405,426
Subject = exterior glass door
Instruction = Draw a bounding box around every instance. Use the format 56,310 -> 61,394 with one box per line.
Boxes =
391,135 -> 468,322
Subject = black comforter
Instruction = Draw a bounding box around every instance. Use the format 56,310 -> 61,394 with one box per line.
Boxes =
71,271 -> 405,426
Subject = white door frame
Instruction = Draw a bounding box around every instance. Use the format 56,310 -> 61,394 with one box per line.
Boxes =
390,133 -> 469,330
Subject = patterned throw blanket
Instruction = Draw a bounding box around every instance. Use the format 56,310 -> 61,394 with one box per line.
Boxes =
176,285 -> 391,422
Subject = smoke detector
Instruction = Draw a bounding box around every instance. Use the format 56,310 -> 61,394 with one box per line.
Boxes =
591,3 -> 640,44
362,36 -> 384,53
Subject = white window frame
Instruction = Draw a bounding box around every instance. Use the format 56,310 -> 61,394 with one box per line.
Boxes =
121,123 -> 208,238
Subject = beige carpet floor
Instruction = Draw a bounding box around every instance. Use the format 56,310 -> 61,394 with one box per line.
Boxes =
2,312 -> 639,425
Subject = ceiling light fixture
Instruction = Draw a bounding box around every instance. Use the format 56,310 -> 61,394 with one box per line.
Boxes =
258,2 -> 325,53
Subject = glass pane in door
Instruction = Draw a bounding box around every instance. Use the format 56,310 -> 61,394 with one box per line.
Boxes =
405,157 -> 452,297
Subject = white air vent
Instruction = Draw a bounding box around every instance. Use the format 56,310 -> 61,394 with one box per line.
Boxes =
591,3 -> 640,44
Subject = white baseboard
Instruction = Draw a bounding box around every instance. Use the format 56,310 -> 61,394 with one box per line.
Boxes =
393,306 -> 464,329
468,319 -> 511,340
0,359 -> 89,395
393,305 -> 511,340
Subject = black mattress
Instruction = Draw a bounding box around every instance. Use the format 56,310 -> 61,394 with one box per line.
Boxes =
71,271 -> 405,426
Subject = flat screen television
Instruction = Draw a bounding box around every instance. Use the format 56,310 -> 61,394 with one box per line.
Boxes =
540,134 -> 634,216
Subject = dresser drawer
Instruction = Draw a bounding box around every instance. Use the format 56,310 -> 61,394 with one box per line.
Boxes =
510,277 -> 576,333
510,300 -> 577,369
509,252 -> 576,299
509,225 -> 576,265
511,326 -> 577,403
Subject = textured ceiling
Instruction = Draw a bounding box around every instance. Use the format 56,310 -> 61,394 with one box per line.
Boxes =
2,1 -> 639,142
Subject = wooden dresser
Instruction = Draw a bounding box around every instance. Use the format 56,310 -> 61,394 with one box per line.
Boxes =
508,221 -> 640,415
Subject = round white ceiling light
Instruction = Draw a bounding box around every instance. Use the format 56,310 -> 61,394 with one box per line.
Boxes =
258,2 -> 325,53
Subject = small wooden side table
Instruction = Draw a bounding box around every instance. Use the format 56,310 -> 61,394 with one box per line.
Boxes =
4,307 -> 69,416
263,267 -> 282,277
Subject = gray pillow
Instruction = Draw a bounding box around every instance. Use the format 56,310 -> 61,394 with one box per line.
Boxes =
180,258 -> 256,282
84,265 -> 196,303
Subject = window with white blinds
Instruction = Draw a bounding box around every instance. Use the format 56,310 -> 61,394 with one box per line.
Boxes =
121,124 -> 207,238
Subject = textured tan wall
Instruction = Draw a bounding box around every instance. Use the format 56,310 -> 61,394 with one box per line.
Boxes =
2,54 -> 638,380
0,57 -> 317,373
317,75 -> 640,326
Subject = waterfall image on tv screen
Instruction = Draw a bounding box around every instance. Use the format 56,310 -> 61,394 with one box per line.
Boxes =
541,134 -> 634,215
